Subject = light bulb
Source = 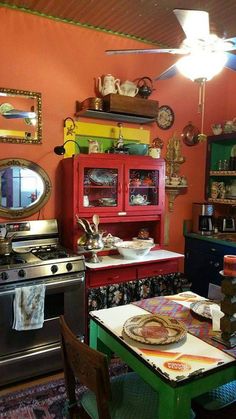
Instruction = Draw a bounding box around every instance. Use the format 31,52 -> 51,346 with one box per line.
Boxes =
176,51 -> 227,81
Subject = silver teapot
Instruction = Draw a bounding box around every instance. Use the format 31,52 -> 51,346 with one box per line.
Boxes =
84,233 -> 104,251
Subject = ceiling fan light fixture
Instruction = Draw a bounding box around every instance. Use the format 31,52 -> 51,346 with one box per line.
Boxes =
176,51 -> 227,82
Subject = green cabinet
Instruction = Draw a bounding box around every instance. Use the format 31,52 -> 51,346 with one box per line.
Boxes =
205,133 -> 236,204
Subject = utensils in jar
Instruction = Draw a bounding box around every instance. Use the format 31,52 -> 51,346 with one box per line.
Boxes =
75,215 -> 94,234
76,214 -> 101,235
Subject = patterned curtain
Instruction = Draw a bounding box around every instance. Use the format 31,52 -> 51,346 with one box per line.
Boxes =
87,272 -> 192,312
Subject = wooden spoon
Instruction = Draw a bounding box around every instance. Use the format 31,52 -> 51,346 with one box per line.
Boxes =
92,214 -> 100,233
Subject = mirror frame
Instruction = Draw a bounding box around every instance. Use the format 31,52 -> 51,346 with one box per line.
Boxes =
0,87 -> 42,144
0,158 -> 51,218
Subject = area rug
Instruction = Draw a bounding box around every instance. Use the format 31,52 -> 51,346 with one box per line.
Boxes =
0,359 -> 128,418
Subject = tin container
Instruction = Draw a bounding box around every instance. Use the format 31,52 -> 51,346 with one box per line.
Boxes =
76,97 -> 103,112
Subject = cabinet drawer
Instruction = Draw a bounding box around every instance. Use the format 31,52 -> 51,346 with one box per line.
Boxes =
185,238 -> 234,256
137,260 -> 178,279
88,266 -> 136,287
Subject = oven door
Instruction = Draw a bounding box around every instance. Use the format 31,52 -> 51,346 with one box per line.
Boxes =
0,273 -> 85,357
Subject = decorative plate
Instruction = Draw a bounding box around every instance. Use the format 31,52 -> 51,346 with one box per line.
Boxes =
88,169 -> 116,185
156,105 -> 175,130
190,300 -> 220,320
123,314 -> 187,345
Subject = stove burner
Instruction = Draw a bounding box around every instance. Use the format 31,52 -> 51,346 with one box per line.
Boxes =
31,247 -> 69,261
0,254 -> 26,266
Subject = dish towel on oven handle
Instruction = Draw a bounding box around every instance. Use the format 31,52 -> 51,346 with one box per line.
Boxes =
13,284 -> 46,330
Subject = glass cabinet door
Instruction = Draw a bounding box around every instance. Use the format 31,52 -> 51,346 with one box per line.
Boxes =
126,167 -> 160,209
80,164 -> 122,212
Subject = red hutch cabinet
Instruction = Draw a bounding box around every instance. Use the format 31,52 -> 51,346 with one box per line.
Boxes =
60,153 -> 187,340
60,153 -> 165,251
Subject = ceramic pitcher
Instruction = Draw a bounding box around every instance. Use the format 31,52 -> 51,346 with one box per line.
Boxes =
97,74 -> 120,96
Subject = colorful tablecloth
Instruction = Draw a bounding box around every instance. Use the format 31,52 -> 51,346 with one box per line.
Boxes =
133,296 -> 236,359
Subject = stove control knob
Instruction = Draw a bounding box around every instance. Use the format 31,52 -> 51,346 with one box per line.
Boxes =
0,271 -> 8,281
51,264 -> 58,274
66,262 -> 73,272
18,269 -> 26,278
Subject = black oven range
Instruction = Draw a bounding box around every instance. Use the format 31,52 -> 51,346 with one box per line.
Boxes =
0,219 -> 85,386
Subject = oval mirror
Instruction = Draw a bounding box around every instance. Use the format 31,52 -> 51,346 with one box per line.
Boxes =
0,158 -> 51,218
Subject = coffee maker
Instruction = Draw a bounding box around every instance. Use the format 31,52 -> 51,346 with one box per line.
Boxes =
192,203 -> 214,235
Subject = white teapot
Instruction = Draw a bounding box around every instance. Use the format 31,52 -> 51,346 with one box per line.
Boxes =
130,194 -> 147,205
116,80 -> 139,97
97,74 -> 120,96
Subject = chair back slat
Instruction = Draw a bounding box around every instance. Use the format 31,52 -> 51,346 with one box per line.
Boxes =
60,315 -> 112,419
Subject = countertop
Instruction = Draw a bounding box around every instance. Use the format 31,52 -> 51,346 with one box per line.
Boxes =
85,249 -> 183,269
184,231 -> 236,248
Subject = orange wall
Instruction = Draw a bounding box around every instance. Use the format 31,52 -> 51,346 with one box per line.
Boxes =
0,6 -> 236,253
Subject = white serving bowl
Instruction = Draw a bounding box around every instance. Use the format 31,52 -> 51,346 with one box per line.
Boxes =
114,240 -> 154,259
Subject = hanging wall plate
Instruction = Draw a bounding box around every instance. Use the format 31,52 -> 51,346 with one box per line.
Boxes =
182,122 -> 200,146
156,105 -> 175,130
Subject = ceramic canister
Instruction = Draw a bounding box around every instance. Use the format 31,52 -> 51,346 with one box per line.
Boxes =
223,255 -> 236,276
149,147 -> 161,158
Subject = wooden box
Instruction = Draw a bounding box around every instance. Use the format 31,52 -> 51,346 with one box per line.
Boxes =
103,94 -> 158,118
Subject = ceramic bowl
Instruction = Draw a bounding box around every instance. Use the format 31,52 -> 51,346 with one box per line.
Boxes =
114,240 -> 154,259
125,143 -> 148,155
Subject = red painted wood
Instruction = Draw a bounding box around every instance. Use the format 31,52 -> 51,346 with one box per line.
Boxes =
137,260 -> 179,279
60,154 -> 165,252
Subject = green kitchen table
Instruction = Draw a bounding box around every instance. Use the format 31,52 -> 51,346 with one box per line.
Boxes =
89,292 -> 236,419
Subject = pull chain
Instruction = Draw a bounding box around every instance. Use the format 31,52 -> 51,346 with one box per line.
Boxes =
197,78 -> 206,134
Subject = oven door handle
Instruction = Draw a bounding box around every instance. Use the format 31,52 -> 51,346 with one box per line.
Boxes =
0,276 -> 84,296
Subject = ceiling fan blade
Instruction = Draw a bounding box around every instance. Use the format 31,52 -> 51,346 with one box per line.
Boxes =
224,37 -> 236,51
174,9 -> 209,40
225,52 -> 236,71
106,48 -> 187,55
154,64 -> 178,81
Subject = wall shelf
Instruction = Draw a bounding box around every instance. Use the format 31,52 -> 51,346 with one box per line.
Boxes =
208,197 -> 236,205
75,109 -> 156,124
165,185 -> 188,212
210,171 -> 236,176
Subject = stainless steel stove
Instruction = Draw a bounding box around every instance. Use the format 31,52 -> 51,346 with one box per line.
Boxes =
0,219 -> 85,284
0,219 -> 85,387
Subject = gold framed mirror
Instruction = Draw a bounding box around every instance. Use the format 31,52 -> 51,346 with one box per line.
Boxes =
0,87 -> 42,144
0,158 -> 51,218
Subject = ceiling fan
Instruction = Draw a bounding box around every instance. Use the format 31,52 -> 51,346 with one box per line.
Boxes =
106,9 -> 236,82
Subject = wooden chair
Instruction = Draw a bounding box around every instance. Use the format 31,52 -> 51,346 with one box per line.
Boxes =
60,315 -> 161,419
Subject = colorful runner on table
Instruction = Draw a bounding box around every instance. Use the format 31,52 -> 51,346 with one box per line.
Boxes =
132,296 -> 236,358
